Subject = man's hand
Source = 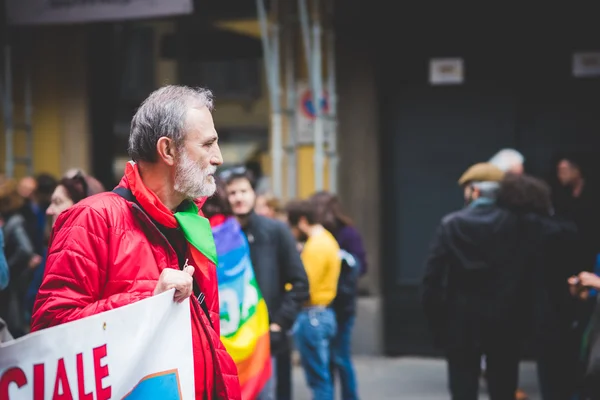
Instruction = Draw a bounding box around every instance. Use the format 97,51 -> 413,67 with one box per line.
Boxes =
568,276 -> 588,299
577,271 -> 600,290
269,323 -> 286,355
28,254 -> 42,269
154,266 -> 195,303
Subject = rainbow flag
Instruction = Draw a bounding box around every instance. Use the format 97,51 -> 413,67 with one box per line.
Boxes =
212,216 -> 271,399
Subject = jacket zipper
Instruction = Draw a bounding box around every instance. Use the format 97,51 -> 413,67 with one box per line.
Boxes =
129,204 -> 206,305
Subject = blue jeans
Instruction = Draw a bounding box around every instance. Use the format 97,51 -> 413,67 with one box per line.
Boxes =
257,357 -> 276,400
293,307 -> 337,400
332,315 -> 359,400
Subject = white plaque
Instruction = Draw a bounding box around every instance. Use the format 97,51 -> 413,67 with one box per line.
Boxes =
573,52 -> 600,78
429,58 -> 464,85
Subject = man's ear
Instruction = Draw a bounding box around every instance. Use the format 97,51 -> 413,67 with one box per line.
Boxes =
156,137 -> 176,166
299,216 -> 308,229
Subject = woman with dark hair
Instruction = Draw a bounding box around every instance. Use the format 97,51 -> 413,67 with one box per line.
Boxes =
310,191 -> 367,276
309,191 -> 366,400
0,178 -> 42,338
46,173 -> 101,227
202,178 -> 273,400
25,173 -> 105,321
498,174 -> 582,400
497,173 -> 553,216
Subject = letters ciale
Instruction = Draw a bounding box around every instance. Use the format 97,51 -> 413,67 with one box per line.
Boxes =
0,344 -> 111,399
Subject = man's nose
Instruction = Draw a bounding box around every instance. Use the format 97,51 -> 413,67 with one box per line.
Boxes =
232,192 -> 244,202
211,144 -> 223,166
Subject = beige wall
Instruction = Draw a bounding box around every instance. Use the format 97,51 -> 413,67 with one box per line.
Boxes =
336,34 -> 381,295
59,28 -> 91,175
0,26 -> 89,180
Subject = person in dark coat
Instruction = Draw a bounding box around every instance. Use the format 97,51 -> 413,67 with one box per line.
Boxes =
0,179 -> 41,338
497,173 -> 581,400
423,162 -> 533,400
553,154 -> 600,270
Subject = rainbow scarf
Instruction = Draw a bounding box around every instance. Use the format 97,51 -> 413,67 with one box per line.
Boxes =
212,216 -> 272,399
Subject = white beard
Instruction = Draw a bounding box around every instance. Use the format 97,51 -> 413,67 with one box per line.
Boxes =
174,151 -> 217,199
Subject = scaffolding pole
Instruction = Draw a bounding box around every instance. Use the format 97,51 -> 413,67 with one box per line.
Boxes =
257,0 -> 284,198
23,63 -> 33,176
284,1 -> 298,199
299,0 -> 325,191
3,44 -> 14,179
325,0 -> 338,193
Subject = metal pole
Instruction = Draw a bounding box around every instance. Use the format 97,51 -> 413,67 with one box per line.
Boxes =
285,2 -> 297,199
298,0 -> 312,84
24,63 -> 33,176
257,0 -> 283,197
310,0 -> 325,191
326,0 -> 338,193
257,0 -> 272,91
4,44 -> 14,179
270,0 -> 283,198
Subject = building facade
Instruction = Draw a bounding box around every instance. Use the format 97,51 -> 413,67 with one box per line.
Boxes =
4,0 -> 600,357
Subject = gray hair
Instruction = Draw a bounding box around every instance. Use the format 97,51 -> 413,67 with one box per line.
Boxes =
471,181 -> 500,199
128,85 -> 214,163
489,148 -> 525,172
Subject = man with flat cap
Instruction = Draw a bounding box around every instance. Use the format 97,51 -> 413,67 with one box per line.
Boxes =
422,162 -> 532,400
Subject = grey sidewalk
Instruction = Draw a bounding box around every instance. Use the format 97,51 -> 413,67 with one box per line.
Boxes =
292,356 -> 541,400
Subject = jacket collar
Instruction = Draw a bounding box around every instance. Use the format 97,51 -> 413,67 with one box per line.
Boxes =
468,197 -> 496,209
118,161 -> 207,228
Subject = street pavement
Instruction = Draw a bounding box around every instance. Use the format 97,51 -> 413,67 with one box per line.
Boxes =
292,356 -> 541,400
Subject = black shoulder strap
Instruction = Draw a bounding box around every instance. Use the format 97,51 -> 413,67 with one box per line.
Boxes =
112,188 -> 213,327
113,186 -> 137,203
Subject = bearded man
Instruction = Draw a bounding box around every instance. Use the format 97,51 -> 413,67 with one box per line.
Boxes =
31,86 -> 241,399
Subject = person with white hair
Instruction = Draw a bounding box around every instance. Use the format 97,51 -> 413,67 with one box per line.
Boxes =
423,162 -> 536,399
489,148 -> 525,175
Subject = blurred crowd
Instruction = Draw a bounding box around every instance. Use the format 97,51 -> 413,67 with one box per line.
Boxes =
0,170 -> 105,337
0,164 -> 367,400
423,149 -> 600,400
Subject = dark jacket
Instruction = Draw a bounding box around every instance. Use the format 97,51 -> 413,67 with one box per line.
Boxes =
422,201 -> 534,350
2,214 -> 35,273
553,183 -> 600,270
332,225 -> 366,321
525,213 -> 580,352
242,213 -> 309,334
336,225 -> 368,277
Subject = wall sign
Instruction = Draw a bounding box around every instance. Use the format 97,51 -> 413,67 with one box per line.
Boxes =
429,58 -> 464,85
296,81 -> 331,145
573,52 -> 600,78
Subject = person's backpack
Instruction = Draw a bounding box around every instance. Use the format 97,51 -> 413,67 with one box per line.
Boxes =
331,249 -> 361,321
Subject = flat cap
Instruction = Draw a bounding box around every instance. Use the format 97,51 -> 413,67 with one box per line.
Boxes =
458,162 -> 505,186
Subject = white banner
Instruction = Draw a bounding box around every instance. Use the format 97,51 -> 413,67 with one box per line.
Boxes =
0,290 -> 194,399
7,0 -> 194,26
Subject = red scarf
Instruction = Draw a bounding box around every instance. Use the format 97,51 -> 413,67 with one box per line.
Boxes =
122,162 -> 219,319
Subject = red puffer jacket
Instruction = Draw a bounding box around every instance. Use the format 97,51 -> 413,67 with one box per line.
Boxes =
31,180 -> 241,399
